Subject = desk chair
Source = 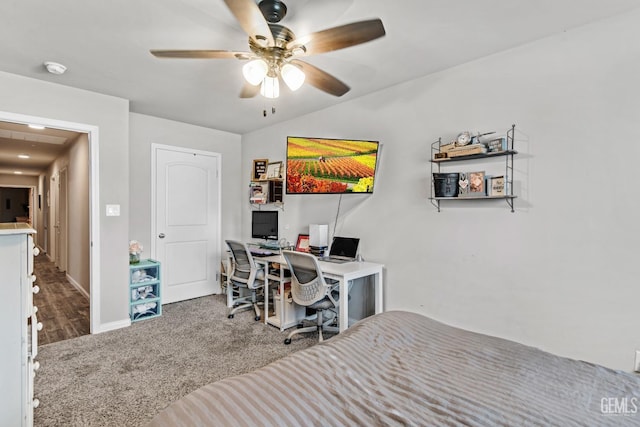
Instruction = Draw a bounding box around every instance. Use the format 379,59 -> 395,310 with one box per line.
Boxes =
281,250 -> 340,344
225,240 -> 265,321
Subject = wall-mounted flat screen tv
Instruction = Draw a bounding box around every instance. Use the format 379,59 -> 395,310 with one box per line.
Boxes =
286,136 -> 379,194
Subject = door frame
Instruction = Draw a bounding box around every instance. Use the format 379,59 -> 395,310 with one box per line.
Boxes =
150,143 -> 222,299
0,110 -> 100,334
57,167 -> 68,272
49,173 -> 57,264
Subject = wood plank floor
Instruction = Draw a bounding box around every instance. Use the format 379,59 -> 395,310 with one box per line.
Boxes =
33,254 -> 90,345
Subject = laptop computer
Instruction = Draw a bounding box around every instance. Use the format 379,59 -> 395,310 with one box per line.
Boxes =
319,237 -> 360,263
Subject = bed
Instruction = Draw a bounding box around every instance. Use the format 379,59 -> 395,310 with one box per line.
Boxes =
149,311 -> 640,426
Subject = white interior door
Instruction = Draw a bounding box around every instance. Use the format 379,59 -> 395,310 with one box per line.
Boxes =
154,145 -> 221,304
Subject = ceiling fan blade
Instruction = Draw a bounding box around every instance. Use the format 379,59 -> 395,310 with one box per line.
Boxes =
288,18 -> 385,55
150,50 -> 249,59
240,82 -> 261,98
223,0 -> 275,46
290,59 -> 349,97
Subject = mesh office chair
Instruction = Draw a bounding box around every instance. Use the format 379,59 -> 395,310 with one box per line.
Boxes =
281,250 -> 340,344
225,240 -> 265,321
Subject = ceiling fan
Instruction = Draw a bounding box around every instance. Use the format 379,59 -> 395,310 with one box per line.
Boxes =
150,0 -> 386,99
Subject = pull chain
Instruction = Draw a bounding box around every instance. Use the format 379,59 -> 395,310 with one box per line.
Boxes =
262,96 -> 277,117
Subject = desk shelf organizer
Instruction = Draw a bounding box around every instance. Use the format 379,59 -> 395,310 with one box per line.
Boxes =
266,262 -> 305,330
129,259 -> 162,322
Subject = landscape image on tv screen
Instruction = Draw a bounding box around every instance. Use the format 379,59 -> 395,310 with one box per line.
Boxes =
286,136 -> 379,194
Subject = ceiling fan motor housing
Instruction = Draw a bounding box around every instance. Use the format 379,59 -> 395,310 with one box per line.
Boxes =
249,23 -> 296,60
258,0 -> 287,23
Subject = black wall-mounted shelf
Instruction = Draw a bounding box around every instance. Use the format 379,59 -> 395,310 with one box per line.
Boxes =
429,124 -> 517,212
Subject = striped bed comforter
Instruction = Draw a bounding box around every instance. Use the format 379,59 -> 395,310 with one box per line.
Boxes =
149,311 -> 640,426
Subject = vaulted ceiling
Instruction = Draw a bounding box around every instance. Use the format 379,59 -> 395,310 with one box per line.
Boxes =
1,0 -> 639,139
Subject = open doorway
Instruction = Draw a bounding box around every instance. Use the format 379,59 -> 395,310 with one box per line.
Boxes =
0,114 -> 98,343
0,187 -> 32,223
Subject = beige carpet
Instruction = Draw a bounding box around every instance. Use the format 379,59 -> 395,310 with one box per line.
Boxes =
34,294 -> 317,426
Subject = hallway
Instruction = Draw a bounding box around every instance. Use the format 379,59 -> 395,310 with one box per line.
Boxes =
33,254 -> 90,345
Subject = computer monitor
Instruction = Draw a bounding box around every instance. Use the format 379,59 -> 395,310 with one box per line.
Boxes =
251,210 -> 278,241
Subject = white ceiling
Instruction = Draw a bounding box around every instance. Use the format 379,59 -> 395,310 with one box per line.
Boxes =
0,121 -> 80,176
1,0 -> 639,175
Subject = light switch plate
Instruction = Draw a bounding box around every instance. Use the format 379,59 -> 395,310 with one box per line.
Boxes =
106,204 -> 120,217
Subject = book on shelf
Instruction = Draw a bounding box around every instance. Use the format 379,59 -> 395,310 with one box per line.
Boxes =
439,142 -> 456,153
447,143 -> 487,158
249,183 -> 267,204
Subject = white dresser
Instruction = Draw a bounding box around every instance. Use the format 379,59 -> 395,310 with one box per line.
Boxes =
0,223 -> 41,426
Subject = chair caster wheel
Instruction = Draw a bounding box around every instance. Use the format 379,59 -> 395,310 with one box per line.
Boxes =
228,314 -> 234,319
255,316 -> 261,321
284,338 -> 292,345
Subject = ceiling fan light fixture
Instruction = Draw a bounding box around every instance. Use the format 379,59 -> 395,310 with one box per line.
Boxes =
281,63 -> 305,91
242,59 -> 268,85
260,76 -> 280,98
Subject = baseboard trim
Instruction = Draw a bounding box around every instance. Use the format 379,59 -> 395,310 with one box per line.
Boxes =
66,273 -> 90,300
93,318 -> 131,334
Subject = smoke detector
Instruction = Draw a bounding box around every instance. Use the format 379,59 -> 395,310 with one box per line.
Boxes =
44,61 -> 67,75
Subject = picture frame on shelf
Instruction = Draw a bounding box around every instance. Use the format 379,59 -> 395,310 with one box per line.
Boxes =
486,137 -> 507,152
266,161 -> 283,179
252,159 -> 268,181
489,175 -> 505,196
468,171 -> 485,196
295,234 -> 310,252
458,173 -> 470,197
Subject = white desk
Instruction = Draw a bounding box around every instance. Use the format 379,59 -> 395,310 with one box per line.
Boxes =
255,254 -> 384,333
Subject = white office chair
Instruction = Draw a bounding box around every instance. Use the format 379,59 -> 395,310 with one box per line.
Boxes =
281,250 -> 340,344
225,240 -> 265,321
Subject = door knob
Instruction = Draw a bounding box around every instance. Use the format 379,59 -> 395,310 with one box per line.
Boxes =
158,233 -> 165,239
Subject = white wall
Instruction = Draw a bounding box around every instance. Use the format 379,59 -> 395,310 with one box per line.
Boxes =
64,134 -> 90,294
128,113 -> 243,261
0,174 -> 38,187
241,10 -> 640,370
0,71 -> 130,328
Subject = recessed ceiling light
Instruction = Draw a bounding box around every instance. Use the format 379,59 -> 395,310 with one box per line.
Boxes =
28,124 -> 45,129
18,154 -> 30,159
44,61 -> 67,75
14,171 -> 23,175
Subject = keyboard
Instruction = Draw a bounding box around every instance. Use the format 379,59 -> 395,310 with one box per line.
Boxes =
318,256 -> 354,264
249,248 -> 274,257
